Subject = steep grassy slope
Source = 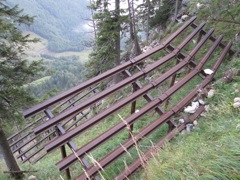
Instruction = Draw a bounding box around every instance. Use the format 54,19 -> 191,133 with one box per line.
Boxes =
132,57 -> 240,179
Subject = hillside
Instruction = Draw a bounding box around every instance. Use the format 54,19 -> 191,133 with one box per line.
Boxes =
6,0 -> 92,52
138,57 -> 240,179
0,1 -> 240,180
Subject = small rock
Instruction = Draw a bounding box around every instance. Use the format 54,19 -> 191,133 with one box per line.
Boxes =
197,2 -> 204,9
184,101 -> 199,114
233,102 -> 240,108
28,175 -> 37,180
205,105 -> 210,111
192,101 -> 200,108
207,89 -> 215,98
179,118 -> 185,124
135,109 -> 140,113
184,106 -> 196,113
204,69 -> 214,75
181,14 -> 189,21
198,99 -> 205,105
236,124 -> 240,129
186,124 -> 194,132
234,97 -> 240,103
193,120 -> 198,126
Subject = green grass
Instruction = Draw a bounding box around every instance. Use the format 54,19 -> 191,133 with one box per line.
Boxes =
131,58 -> 240,180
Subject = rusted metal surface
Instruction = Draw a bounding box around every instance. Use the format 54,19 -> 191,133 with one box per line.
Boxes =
34,22 -> 206,135
8,17 -> 235,180
44,28 -> 214,154
55,36 -> 226,172
23,16 -> 198,119
115,106 -> 205,180
74,41 -> 232,179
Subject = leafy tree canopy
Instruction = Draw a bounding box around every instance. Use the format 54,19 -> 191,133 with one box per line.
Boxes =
0,1 -> 43,130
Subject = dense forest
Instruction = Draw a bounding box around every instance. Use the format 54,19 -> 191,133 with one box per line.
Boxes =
25,55 -> 85,99
6,0 -> 92,52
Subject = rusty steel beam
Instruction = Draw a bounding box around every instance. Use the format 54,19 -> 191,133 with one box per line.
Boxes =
16,131 -> 55,159
64,110 -> 90,131
23,16 -> 197,119
16,108 -> 90,160
75,41 -> 231,178
9,87 -> 96,150
12,132 -> 48,154
22,146 -> 44,163
115,41 -> 231,178
7,116 -> 46,142
45,110 -> 100,180
60,86 -> 99,112
123,70 -> 165,115
114,106 -> 205,180
9,132 -> 32,148
34,22 -> 205,135
31,152 -> 47,164
9,88 -> 89,142
44,28 -> 214,154
190,22 -> 235,55
55,36 -> 222,171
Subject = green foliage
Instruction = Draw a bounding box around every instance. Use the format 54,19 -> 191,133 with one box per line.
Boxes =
0,2 -> 43,128
188,0 -> 240,51
150,0 -> 175,28
6,0 -> 92,52
132,56 -> 240,179
86,1 -> 122,78
25,55 -> 85,99
142,83 -> 240,179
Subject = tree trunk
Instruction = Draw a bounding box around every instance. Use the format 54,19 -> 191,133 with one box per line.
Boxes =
174,0 -> 180,20
127,0 -> 141,56
131,0 -> 141,56
114,0 -> 121,83
89,0 -> 97,39
0,128 -> 22,179
146,0 -> 151,44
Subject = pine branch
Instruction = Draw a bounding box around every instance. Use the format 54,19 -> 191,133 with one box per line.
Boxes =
211,18 -> 240,25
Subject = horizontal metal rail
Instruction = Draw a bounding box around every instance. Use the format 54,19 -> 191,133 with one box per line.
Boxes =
74,42 -> 231,178
115,42 -> 232,179
44,28 -> 214,153
9,17 -> 234,180
16,109 -> 90,161
8,88 -> 90,142
55,38 -> 225,171
8,86 -> 97,152
190,23 -> 235,55
114,105 -> 205,180
23,16 -> 197,118
34,22 -> 205,134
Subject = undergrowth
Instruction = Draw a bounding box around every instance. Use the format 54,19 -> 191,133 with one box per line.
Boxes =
133,58 -> 240,180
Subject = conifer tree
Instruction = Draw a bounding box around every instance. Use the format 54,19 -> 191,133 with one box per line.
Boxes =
0,2 -> 43,179
86,0 -> 120,78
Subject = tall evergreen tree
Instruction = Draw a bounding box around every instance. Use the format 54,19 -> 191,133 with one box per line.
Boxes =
0,2 -> 43,179
86,0 -> 122,80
